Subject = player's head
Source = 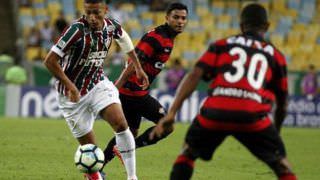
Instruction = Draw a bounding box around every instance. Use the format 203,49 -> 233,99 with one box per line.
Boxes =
84,0 -> 108,31
166,2 -> 188,33
240,3 -> 269,35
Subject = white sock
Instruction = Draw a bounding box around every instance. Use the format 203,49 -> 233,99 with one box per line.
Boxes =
115,128 -> 137,179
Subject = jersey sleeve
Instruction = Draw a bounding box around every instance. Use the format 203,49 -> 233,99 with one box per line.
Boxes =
195,43 -> 217,81
109,19 -> 123,39
51,23 -> 82,58
273,50 -> 288,98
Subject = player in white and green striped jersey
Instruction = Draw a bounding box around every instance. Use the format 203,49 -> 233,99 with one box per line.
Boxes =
44,0 -> 149,179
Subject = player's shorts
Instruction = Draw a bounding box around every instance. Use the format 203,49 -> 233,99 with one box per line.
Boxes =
57,79 -> 121,138
119,93 -> 166,129
185,118 -> 286,164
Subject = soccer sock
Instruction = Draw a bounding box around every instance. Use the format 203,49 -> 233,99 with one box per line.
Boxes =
279,173 -> 297,180
115,128 -> 137,179
103,137 -> 117,166
135,126 -> 170,148
170,155 -> 195,180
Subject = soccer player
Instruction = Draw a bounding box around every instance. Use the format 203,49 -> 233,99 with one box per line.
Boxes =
150,3 -> 297,180
102,2 -> 188,166
43,0 -> 149,179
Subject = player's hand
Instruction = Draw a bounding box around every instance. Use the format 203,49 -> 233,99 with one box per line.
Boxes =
136,68 -> 149,90
149,112 -> 175,140
67,84 -> 80,103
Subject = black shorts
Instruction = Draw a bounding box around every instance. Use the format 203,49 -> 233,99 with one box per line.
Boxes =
120,93 -> 166,129
185,118 -> 286,164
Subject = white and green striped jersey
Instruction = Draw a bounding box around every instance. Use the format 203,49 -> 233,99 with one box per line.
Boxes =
51,16 -> 123,96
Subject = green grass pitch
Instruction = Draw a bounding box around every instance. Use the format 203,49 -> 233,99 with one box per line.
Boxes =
0,117 -> 319,180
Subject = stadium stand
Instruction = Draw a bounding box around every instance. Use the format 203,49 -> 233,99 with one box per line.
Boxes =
17,0 -> 320,71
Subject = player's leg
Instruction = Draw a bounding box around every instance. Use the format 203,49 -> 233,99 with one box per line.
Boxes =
58,94 -> 102,179
100,103 -> 137,180
103,94 -> 141,166
234,125 -> 297,180
92,80 -> 137,180
170,119 -> 227,180
135,95 -> 170,148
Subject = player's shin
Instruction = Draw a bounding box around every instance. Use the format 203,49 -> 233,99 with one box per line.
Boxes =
115,128 -> 137,180
135,126 -> 172,148
102,137 -> 117,168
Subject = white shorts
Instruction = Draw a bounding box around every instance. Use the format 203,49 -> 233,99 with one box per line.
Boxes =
57,79 -> 121,138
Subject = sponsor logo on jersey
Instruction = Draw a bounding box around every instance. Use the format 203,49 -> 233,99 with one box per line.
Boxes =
79,51 -> 107,67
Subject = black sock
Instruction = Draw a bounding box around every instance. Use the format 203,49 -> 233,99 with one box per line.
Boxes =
135,126 -> 169,148
102,137 -> 116,167
170,155 -> 194,180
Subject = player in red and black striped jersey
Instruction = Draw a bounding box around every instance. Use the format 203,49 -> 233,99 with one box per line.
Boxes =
102,2 -> 188,167
44,0 -> 149,179
151,3 -> 297,180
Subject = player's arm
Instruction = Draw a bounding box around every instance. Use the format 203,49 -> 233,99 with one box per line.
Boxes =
115,28 -> 149,89
43,24 -> 81,102
43,51 -> 79,102
273,52 -> 289,132
150,43 -> 217,139
167,66 -> 204,117
115,62 -> 135,89
150,67 -> 204,139
274,93 -> 287,133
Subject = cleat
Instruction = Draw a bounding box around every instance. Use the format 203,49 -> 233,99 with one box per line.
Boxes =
127,175 -> 138,180
84,171 -> 103,180
99,171 -> 106,180
113,146 -> 124,165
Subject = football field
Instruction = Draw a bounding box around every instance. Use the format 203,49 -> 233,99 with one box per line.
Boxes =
0,118 -> 319,180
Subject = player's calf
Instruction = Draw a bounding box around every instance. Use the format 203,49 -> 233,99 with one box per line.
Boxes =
170,154 -> 195,180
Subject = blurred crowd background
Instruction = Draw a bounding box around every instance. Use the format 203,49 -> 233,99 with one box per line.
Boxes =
0,0 -> 319,98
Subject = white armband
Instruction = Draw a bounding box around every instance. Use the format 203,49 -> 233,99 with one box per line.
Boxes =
115,28 -> 135,53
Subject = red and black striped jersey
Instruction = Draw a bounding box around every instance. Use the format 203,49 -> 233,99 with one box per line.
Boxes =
51,16 -> 123,96
119,24 -> 178,96
196,32 -> 288,131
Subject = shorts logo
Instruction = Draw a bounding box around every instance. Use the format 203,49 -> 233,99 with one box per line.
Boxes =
159,108 -> 166,115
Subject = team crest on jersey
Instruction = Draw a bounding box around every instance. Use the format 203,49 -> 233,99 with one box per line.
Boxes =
106,25 -> 115,33
164,48 -> 171,53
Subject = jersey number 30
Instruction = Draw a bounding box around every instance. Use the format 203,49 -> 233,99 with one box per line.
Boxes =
224,47 -> 268,89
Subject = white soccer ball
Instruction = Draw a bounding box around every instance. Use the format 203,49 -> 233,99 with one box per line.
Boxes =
74,144 -> 105,173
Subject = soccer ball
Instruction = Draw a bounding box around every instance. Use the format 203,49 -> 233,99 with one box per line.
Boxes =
74,144 -> 105,173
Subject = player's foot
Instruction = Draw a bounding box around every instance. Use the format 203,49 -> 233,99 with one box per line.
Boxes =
84,171 -> 103,180
127,175 -> 138,180
113,145 -> 124,165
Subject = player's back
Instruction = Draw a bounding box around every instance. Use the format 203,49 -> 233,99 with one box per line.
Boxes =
198,32 -> 287,131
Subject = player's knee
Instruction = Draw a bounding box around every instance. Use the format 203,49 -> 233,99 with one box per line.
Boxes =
181,144 -> 199,161
111,116 -> 128,132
